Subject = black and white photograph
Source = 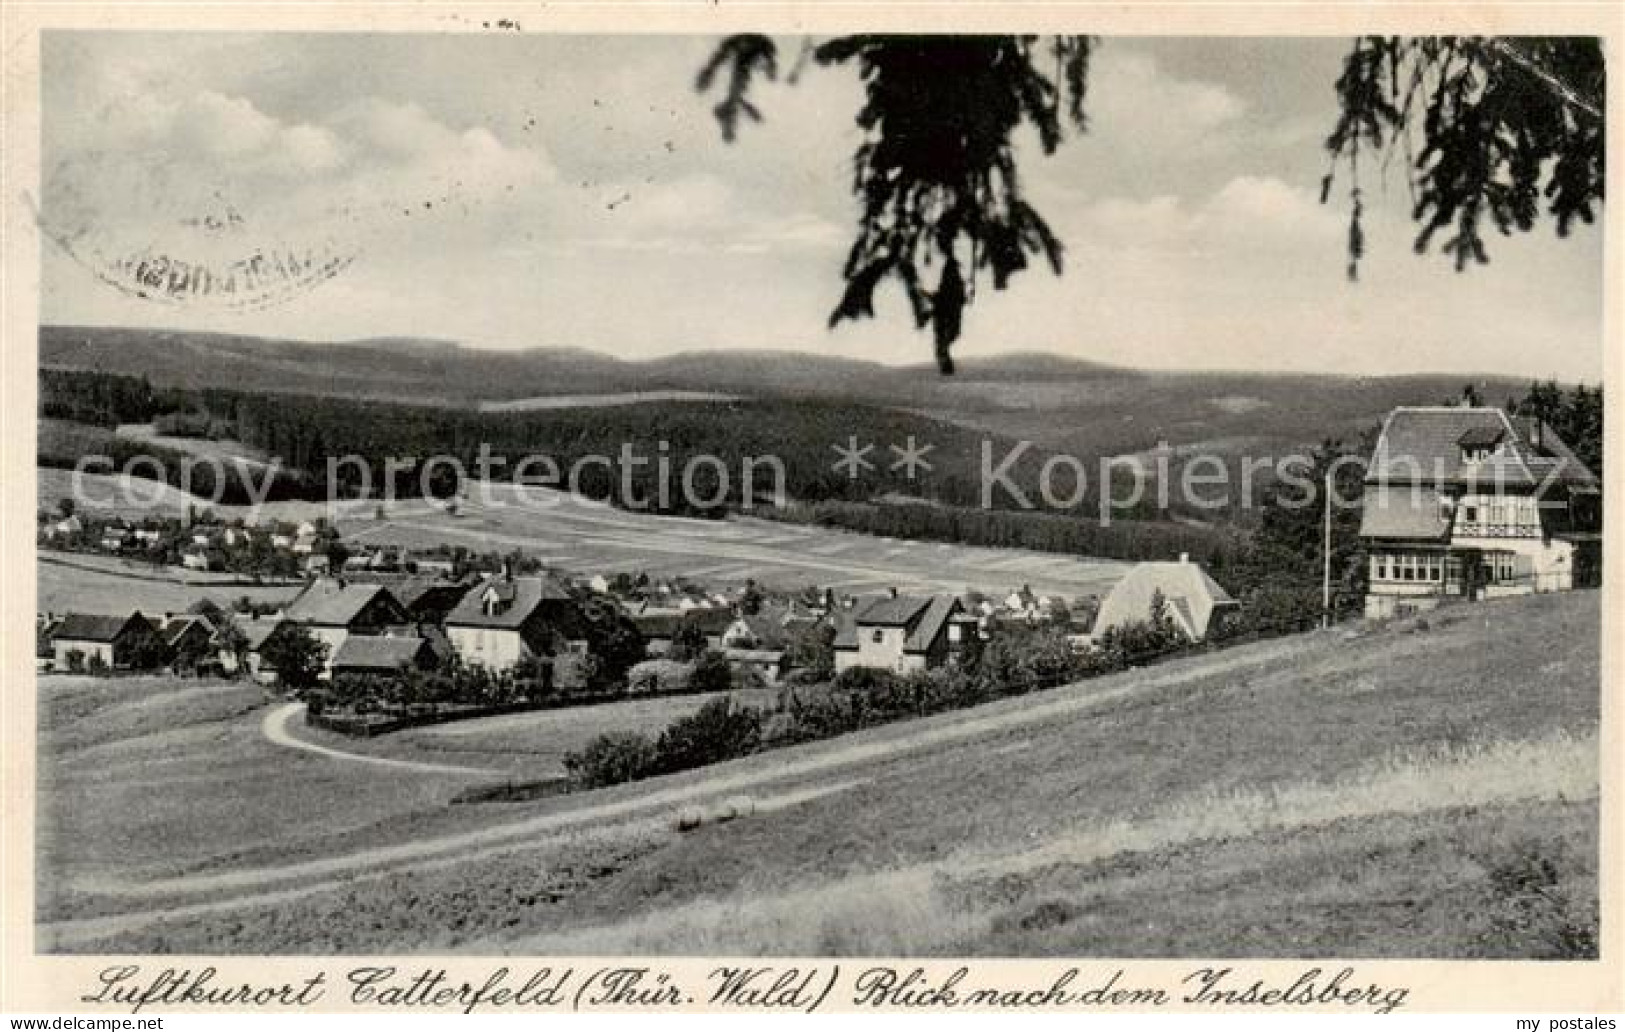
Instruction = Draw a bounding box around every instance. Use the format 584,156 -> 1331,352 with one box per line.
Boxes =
3,8 -> 1619,1015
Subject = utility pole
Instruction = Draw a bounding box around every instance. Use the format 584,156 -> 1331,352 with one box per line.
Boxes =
1322,465 -> 1333,629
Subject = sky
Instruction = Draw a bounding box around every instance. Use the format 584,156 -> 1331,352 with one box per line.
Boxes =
39,32 -> 1605,381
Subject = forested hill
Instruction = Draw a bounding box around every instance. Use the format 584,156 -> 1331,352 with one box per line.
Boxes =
39,324 -> 1544,458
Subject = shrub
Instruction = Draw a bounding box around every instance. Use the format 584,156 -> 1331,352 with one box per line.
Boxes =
832,666 -> 900,694
64,649 -> 84,673
86,652 -> 109,676
689,649 -> 733,694
653,697 -> 763,775
564,731 -> 658,788
260,625 -> 327,690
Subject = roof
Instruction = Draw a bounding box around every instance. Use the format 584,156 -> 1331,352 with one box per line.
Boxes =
837,594 -> 962,653
1457,425 -> 1505,448
161,615 -> 215,647
283,579 -> 402,627
1095,561 -> 1236,639
240,618 -> 290,650
855,595 -> 934,627
330,635 -> 431,672
1367,407 -> 1598,491
53,613 -> 144,643
727,612 -> 792,650
1358,486 -> 1453,541
830,609 -> 859,650
724,647 -> 787,664
632,607 -> 734,638
444,575 -> 574,629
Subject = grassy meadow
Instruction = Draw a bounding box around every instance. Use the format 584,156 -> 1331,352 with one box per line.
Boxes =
38,590 -> 1601,956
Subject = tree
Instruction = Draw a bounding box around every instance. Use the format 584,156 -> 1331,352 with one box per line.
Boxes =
259,625 -> 327,690
214,617 -> 249,676
669,618 -> 711,663
700,34 -> 1093,372
689,649 -> 734,694
1323,37 -> 1603,278
785,620 -> 836,679
1510,379 -> 1604,482
582,605 -> 646,685
700,35 -> 1602,368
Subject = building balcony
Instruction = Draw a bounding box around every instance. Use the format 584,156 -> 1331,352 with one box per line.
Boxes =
1451,523 -> 1542,540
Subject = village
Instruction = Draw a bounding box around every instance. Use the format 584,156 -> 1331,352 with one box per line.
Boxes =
35,401 -> 1601,772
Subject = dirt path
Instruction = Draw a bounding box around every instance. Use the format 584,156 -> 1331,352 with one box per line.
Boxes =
260,703 -> 499,776
42,636 -> 1312,949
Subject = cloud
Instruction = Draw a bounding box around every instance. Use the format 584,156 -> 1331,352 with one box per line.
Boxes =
1087,49 -> 1247,144
172,91 -> 280,156
1063,176 -> 1340,258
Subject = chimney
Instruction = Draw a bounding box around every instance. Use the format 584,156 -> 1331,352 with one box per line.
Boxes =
503,559 -> 514,583
1179,552 -> 1190,564
888,586 -> 899,599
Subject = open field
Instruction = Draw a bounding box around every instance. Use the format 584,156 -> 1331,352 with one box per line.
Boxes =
339,482 -> 1129,599
296,687 -> 782,776
35,591 -> 1600,955
38,679 -> 775,920
38,468 -> 1127,599
478,390 -> 740,412
37,549 -> 301,615
115,423 -> 273,468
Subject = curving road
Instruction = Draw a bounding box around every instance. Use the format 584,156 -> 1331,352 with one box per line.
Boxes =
260,702 -> 499,777
41,639 -> 1306,950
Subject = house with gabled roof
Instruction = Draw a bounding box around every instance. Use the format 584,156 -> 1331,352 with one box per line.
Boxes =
281,577 -> 411,671
443,573 -> 588,678
833,592 -> 966,674
229,616 -> 295,683
630,606 -> 732,657
329,633 -> 442,680
1090,556 -> 1237,643
51,612 -> 169,671
1359,406 -> 1601,619
156,613 -> 216,671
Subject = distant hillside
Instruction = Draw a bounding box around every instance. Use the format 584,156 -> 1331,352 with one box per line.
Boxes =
40,324 -> 1541,459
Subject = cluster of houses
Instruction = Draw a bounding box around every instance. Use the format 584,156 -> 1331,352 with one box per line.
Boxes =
39,511 -> 337,577
36,403 -> 1603,688
39,508 -> 481,585
35,556 -> 1243,689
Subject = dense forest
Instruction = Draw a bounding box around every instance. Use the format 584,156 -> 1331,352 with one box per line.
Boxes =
41,368 -> 1090,512
38,368 -> 1603,580
766,498 -> 1239,567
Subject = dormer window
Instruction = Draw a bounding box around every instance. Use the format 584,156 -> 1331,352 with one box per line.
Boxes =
1458,426 -> 1505,464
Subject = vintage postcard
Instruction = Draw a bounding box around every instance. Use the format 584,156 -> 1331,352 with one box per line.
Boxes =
1,1 -> 1620,1018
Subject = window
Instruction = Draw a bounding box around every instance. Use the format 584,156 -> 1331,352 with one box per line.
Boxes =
871,629 -> 884,645
1489,553 -> 1521,583
1464,505 -> 1480,523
